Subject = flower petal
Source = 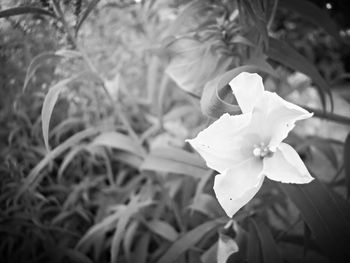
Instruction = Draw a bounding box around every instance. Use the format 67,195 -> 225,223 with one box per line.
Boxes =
187,113 -> 253,173
263,143 -> 314,184
229,72 -> 265,114
213,158 -> 264,217
250,91 -> 312,149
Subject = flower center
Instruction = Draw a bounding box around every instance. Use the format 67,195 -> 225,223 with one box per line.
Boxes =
253,142 -> 274,159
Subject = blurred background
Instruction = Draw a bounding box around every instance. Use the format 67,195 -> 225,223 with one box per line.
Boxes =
1,0 -> 350,262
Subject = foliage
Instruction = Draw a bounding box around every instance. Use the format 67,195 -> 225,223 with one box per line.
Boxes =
1,0 -> 350,263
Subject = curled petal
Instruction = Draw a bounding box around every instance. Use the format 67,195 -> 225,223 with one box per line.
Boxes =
187,113 -> 252,173
250,92 -> 312,149
229,72 -> 265,114
213,158 -> 264,217
263,143 -> 314,184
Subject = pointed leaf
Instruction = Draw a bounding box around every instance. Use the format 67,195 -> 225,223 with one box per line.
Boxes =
189,193 -> 224,218
279,0 -> 341,41
156,219 -> 224,263
111,198 -> 153,263
42,77 -> 73,151
18,127 -> 101,194
146,220 -> 179,242
247,220 -> 262,263
0,6 -> 55,18
344,132 -> 350,198
267,37 -> 332,109
166,38 -> 231,96
280,179 -> 350,261
141,147 -> 208,178
75,0 -> 100,35
250,218 -> 283,263
23,50 -> 81,91
91,131 -> 145,157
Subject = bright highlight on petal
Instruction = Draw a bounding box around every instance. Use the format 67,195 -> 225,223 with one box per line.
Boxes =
263,143 -> 314,184
213,159 -> 264,217
187,72 -> 314,217
229,72 -> 264,114
186,113 -> 252,173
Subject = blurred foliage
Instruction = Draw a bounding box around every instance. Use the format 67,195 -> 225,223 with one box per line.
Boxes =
1,0 -> 350,263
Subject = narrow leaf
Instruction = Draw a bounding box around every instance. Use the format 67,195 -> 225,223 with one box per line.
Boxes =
91,131 -> 145,157
250,218 -> 283,263
166,38 -> 231,96
189,193 -> 224,218
42,77 -> 74,151
156,219 -> 224,263
141,147 -> 208,178
0,6 -> 55,19
23,52 -> 57,91
344,132 -> 350,198
75,0 -> 100,35
279,0 -> 341,41
111,198 -> 153,263
132,233 -> 151,263
18,127 -> 101,195
23,50 -> 81,91
247,220 -> 262,263
280,179 -> 350,261
146,220 -> 179,242
267,37 -> 332,110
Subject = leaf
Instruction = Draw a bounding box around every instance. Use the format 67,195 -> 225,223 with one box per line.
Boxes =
77,198 -> 152,260
0,6 -> 56,19
200,64 -> 276,118
132,233 -> 151,263
23,52 -> 57,91
189,193 -> 224,218
165,38 -> 232,96
280,179 -> 350,261
55,49 -> 82,58
140,147 -> 208,178
156,219 -> 224,263
23,50 -> 81,91
146,220 -> 179,242
267,37 -> 332,110
165,0 -> 214,37
111,198 -> 153,263
344,132 -> 350,198
279,0 -> 341,41
123,221 -> 139,261
41,77 -> 74,152
240,1 -> 268,47
250,218 -> 283,263
18,127 -> 101,195
58,144 -> 86,178
76,207 -> 125,253
201,242 -> 217,263
75,0 -> 100,35
217,232 -> 239,263
91,131 -> 145,157
247,220 -> 262,263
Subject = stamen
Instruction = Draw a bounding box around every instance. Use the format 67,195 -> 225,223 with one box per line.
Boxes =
253,142 -> 274,158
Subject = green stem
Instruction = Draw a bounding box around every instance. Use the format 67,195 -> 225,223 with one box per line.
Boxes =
300,105 -> 350,126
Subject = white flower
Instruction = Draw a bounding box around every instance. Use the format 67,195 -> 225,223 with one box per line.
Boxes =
187,72 -> 314,217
